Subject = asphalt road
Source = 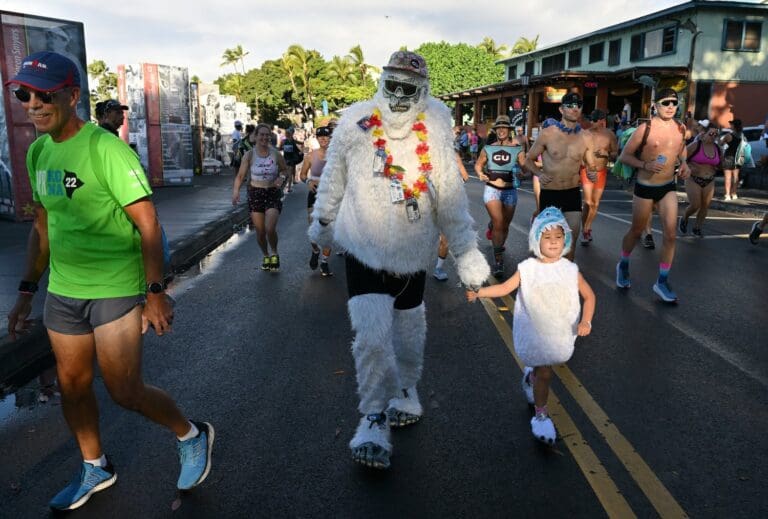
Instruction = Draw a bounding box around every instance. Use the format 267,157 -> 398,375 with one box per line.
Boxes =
0,178 -> 766,518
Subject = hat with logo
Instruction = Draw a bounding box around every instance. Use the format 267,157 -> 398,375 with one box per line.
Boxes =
492,115 -> 514,129
95,99 -> 129,118
654,88 -> 678,101
4,51 -> 81,91
383,51 -> 429,79
561,92 -> 582,106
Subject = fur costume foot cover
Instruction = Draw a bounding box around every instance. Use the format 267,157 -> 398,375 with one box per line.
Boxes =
350,414 -> 392,469
522,367 -> 534,405
387,387 -> 423,427
349,294 -> 399,414
531,415 -> 557,445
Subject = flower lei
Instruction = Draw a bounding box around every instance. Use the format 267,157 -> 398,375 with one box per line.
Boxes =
368,109 -> 432,199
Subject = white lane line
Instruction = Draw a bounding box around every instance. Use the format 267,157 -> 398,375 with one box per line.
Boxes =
507,221 -> 768,389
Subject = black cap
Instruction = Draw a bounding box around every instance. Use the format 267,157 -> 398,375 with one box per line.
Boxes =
95,99 -> 128,118
589,109 -> 607,121
654,88 -> 678,101
561,92 -> 582,106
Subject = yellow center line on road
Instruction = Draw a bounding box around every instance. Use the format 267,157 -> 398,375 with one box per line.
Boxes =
477,296 -> 636,519
476,282 -> 688,518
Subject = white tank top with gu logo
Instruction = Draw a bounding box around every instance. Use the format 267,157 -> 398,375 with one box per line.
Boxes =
250,151 -> 278,185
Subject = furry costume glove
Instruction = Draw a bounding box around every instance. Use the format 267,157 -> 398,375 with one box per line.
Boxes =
308,219 -> 335,249
455,248 -> 490,288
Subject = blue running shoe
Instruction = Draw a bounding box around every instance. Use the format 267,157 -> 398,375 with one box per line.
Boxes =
49,460 -> 117,511
653,281 -> 678,303
615,262 -> 631,288
177,421 -> 215,490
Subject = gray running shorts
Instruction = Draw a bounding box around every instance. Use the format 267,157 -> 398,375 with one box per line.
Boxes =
43,293 -> 143,335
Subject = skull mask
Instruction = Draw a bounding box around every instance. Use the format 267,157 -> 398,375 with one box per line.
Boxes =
378,70 -> 428,114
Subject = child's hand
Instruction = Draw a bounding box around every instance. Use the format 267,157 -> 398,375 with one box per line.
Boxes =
466,290 -> 479,302
577,321 -> 592,336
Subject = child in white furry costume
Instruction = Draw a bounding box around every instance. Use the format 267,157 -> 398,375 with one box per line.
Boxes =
309,51 -> 489,469
467,207 -> 595,444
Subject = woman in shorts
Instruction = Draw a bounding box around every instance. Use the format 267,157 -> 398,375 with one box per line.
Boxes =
232,123 -> 288,271
299,126 -> 333,276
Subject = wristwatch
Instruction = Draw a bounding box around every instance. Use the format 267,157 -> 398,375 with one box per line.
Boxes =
146,282 -> 165,294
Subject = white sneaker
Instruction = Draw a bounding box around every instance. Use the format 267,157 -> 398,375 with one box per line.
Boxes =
531,414 -> 556,445
432,266 -> 448,281
521,367 -> 534,404
724,194 -> 732,201
732,194 -> 738,200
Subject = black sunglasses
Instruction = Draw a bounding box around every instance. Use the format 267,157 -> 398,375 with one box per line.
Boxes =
12,86 -> 68,104
383,80 -> 418,97
657,99 -> 679,107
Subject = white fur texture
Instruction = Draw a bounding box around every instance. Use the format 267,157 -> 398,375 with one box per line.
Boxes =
307,219 -> 335,249
392,304 -> 426,388
349,415 -> 392,451
513,258 -> 580,367
310,97 -> 486,275
531,415 -> 556,444
388,386 -> 423,416
455,247 -> 492,288
348,294 -> 400,414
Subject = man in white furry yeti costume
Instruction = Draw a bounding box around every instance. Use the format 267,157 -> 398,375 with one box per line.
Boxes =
308,51 -> 489,469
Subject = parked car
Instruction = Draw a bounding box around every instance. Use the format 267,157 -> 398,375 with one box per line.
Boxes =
742,125 -> 766,167
719,125 -> 765,168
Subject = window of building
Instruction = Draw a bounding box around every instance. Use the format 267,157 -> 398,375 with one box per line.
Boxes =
568,48 -> 582,68
524,61 -> 535,75
630,26 -> 677,61
541,53 -> 566,74
589,42 -> 604,63
722,20 -> 762,51
508,65 -> 517,80
608,39 -> 621,66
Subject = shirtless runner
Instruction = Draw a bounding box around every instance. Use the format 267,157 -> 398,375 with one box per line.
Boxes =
580,109 -> 618,245
615,88 -> 690,302
524,92 -> 596,261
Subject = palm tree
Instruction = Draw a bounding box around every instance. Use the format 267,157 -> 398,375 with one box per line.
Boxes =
285,44 -> 316,115
281,52 -> 306,119
510,35 -> 540,56
220,48 -> 239,75
230,44 -> 250,75
347,44 -> 379,84
477,37 -> 509,60
327,56 -> 357,84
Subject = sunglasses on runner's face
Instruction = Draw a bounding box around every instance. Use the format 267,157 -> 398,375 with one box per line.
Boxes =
657,99 -> 679,107
383,80 -> 418,97
562,103 -> 582,109
12,86 -> 68,104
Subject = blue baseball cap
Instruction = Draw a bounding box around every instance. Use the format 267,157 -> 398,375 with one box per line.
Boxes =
4,51 -> 81,91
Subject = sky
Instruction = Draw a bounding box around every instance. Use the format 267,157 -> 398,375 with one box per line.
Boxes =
0,0 -> 757,83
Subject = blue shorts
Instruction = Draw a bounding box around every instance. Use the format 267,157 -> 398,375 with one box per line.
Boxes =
483,185 -> 518,206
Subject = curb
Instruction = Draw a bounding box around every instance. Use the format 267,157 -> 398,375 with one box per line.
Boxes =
0,206 -> 250,390
676,192 -> 766,219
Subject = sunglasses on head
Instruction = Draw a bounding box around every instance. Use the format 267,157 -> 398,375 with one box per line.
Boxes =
383,80 -> 419,97
657,99 -> 679,107
562,103 -> 582,109
12,86 -> 68,104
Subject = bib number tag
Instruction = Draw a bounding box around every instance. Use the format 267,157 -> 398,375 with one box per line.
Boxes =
373,148 -> 387,176
406,197 -> 420,222
389,179 -> 405,203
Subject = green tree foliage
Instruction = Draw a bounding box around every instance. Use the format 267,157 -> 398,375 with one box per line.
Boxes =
510,35 -> 540,56
414,42 -> 504,96
87,59 -> 118,114
477,37 -> 509,60
347,45 -> 380,84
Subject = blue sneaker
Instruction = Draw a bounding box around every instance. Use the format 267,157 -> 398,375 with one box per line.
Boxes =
615,262 -> 631,288
177,421 -> 215,490
653,281 -> 678,303
49,460 -> 117,511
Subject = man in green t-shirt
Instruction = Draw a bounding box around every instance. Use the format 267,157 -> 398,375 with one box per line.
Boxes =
5,51 -> 214,511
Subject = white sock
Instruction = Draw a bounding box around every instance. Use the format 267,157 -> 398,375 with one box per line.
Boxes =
436,257 -> 445,269
321,254 -> 329,263
177,421 -> 199,442
84,455 -> 107,468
